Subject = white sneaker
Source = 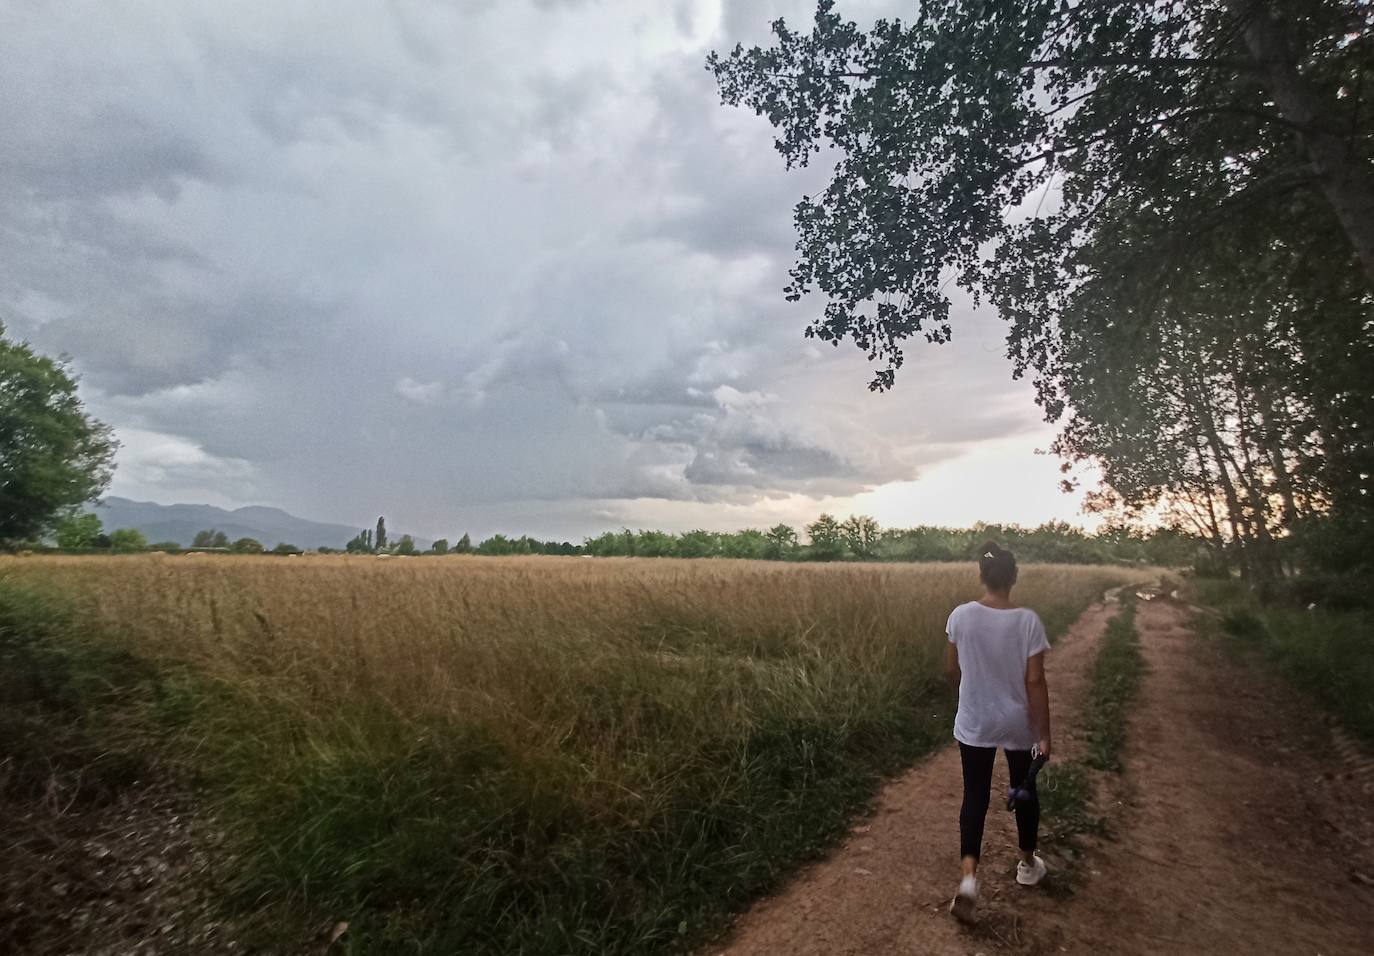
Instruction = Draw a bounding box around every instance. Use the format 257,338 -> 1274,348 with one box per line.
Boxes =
1016,854 -> 1048,886
949,875 -> 977,923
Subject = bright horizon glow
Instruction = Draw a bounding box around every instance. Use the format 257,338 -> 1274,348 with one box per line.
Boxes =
850,431 -> 1100,531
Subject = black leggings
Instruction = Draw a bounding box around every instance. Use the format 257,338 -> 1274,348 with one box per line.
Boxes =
958,742 -> 1039,861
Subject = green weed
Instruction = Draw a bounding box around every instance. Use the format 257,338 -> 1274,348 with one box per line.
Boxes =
1194,579 -> 1374,746
1082,600 -> 1145,772
0,579 -> 159,806
1037,761 -> 1104,842
1038,598 -> 1144,886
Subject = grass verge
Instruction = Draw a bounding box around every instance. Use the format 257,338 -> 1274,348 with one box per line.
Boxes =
1190,578 -> 1374,747
0,578 -> 160,807
1082,600 -> 1145,772
1039,597 -> 1144,874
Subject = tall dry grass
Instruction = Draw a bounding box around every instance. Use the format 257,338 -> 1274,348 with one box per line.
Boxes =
1,555 -> 1140,954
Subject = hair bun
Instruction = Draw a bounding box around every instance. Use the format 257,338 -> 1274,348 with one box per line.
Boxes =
978,540 -> 1018,589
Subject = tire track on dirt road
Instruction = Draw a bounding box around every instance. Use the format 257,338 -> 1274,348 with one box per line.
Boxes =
1048,598 -> 1374,955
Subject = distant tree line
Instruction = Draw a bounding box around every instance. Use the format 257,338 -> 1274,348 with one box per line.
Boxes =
185,528 -> 302,554
29,514 -> 302,554
337,513 -> 1204,567
581,517 -> 1195,566
27,506 -> 1196,567
48,512 -> 160,551
343,517 -> 577,557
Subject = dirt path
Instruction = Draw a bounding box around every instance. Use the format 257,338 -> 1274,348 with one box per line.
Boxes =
708,595 -> 1374,956
1054,598 -> 1374,955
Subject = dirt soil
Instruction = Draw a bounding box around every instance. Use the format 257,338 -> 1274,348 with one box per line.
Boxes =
0,782 -> 242,955
708,594 -> 1374,956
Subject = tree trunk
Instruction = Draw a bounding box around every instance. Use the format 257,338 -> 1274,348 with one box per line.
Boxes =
1180,415 -> 1228,547
1193,381 -> 1255,577
1236,0 -> 1374,288
1172,454 -> 1226,551
1259,398 -> 1300,527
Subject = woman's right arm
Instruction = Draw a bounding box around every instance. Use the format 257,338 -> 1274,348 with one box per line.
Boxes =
1026,651 -> 1051,758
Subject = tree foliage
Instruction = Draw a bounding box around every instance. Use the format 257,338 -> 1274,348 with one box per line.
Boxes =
193,529 -> 231,549
805,513 -> 846,560
0,325 -> 116,543
54,512 -> 103,549
711,0 -> 1372,389
1053,206 -> 1373,576
840,514 -> 880,558
109,528 -> 147,551
764,523 -> 800,559
475,534 -> 579,556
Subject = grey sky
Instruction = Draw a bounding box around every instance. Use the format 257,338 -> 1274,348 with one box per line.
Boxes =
2,0 -> 1087,541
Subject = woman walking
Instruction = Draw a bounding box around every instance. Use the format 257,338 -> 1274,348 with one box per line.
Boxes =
945,542 -> 1051,924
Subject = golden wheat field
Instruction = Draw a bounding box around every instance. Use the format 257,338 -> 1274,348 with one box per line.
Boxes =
1,554 -> 1144,807
2,555 -> 1138,741
1,554 -> 1144,953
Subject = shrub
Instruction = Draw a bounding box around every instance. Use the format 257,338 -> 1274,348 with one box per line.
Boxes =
1192,550 -> 1231,579
1220,608 -> 1267,641
109,528 -> 148,551
1255,573 -> 1374,613
1198,579 -> 1374,746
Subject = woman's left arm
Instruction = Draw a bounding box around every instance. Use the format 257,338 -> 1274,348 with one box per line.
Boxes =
1025,651 -> 1051,758
945,643 -> 961,693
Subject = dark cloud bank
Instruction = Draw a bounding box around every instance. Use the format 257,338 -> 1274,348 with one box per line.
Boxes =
1,0 -> 1057,540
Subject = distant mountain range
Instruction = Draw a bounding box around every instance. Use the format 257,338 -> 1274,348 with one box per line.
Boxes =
89,497 -> 431,551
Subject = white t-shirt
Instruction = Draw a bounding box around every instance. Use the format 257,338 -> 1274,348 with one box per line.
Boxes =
946,602 -> 1050,750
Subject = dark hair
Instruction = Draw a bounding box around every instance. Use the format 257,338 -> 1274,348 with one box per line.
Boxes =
978,541 -> 1018,591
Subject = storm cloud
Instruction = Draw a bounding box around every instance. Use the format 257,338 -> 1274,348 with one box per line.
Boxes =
1,0 -> 1065,539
